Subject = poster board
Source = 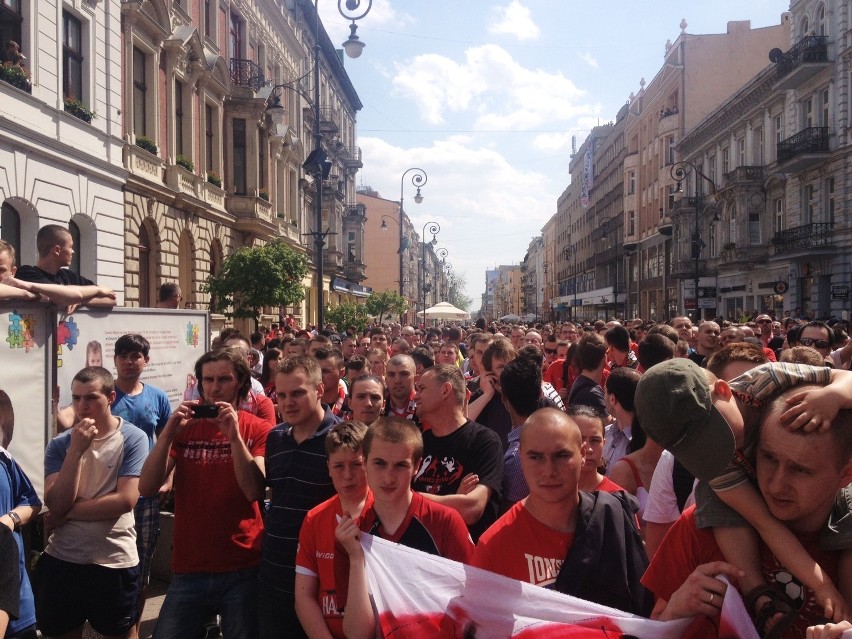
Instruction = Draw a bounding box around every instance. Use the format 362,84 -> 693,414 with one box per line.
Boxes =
56,307 -> 209,409
0,301 -> 55,498
0,304 -> 208,500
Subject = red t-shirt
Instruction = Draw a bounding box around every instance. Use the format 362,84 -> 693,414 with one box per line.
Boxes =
595,476 -> 625,492
642,506 -> 839,639
169,411 -> 271,573
472,501 -> 574,589
295,492 -> 374,639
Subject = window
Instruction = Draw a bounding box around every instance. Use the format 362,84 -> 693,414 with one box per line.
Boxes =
816,4 -> 826,36
803,96 -> 814,127
721,147 -> 730,174
205,104 -> 214,172
824,176 -> 835,224
800,16 -> 809,39
175,80 -> 185,157
62,12 -> 83,101
204,0 -> 213,38
347,231 -> 356,262
802,184 -> 814,223
233,118 -> 247,195
774,198 -> 784,234
748,213 -> 760,245
737,138 -> 745,167
753,126 -> 764,165
628,170 -> 636,195
708,155 -> 716,183
258,129 -> 266,194
133,47 -> 147,136
666,135 -> 676,166
69,220 -> 81,275
774,114 -> 783,145
138,223 -> 151,307
0,1 -> 22,64
821,88 -> 829,127
229,12 -> 242,60
628,210 -> 635,236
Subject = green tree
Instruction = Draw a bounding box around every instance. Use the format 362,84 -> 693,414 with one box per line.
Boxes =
325,301 -> 370,334
204,240 -> 309,327
447,271 -> 473,311
365,290 -> 408,325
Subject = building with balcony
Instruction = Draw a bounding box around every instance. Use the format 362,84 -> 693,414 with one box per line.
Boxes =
623,16 -> 790,321
675,0 -> 852,321
0,0 -> 127,298
520,236 -> 545,322
119,0 -> 365,328
492,265 -> 522,320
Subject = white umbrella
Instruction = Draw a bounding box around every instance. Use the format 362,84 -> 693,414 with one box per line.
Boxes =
424,301 -> 470,320
499,313 -> 521,322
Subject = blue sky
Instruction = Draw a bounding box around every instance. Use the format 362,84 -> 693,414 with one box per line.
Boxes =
319,1 -> 790,312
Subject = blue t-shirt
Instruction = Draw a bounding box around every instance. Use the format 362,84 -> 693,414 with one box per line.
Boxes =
0,447 -> 41,634
112,384 -> 171,449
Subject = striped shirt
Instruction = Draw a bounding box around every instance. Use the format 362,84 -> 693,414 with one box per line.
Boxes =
259,408 -> 340,594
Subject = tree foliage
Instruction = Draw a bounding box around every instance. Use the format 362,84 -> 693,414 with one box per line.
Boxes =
325,301 -> 370,334
204,240 -> 309,326
447,271 -> 473,311
365,290 -> 408,325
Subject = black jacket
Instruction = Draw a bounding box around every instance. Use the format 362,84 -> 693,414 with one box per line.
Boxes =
554,490 -> 653,617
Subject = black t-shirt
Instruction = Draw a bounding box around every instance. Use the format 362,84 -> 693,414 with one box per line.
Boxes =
687,350 -> 707,368
469,392 -> 512,452
413,419 -> 503,541
15,265 -> 94,286
0,527 -> 20,620
567,375 -> 607,415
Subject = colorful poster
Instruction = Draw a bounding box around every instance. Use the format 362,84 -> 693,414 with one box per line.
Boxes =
1,301 -> 54,498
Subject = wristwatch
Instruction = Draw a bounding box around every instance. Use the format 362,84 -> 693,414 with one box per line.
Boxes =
5,511 -> 21,531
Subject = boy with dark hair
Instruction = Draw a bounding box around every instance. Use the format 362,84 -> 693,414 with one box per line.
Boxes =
410,345 -> 434,376
335,417 -> 473,639
295,421 -> 371,638
38,366 -> 147,639
111,333 -> 172,636
567,333 -> 608,415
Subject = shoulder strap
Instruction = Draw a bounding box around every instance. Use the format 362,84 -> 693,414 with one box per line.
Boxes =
672,458 -> 695,513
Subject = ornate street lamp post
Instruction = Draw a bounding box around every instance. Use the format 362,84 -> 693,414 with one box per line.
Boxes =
420,222 -> 440,326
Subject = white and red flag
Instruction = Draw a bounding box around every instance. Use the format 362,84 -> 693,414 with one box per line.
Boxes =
360,533 -> 762,638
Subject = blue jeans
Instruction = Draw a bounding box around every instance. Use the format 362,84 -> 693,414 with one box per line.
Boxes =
153,567 -> 258,639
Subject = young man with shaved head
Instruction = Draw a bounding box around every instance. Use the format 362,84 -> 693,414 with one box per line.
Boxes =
472,408 -> 651,614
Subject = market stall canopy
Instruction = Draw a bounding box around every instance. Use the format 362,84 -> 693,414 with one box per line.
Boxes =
499,313 -> 521,322
424,302 -> 471,320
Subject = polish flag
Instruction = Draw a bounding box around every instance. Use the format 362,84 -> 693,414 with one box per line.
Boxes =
361,534 -> 762,638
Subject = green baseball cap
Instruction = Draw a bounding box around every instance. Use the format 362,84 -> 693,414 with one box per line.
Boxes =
635,358 -> 735,483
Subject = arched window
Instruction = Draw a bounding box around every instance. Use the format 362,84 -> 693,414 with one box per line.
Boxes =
178,230 -> 193,308
139,223 -> 151,307
800,16 -> 810,38
1,202 -> 21,257
69,219 -> 81,274
209,240 -> 221,312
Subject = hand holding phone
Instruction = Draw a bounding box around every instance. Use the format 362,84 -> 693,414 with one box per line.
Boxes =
192,404 -> 220,419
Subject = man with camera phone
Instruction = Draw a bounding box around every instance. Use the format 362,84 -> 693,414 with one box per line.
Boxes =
139,347 -> 272,638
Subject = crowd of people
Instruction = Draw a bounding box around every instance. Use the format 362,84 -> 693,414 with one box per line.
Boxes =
1,228 -> 852,638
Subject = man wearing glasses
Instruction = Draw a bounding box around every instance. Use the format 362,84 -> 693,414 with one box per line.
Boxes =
796,321 -> 852,369
754,313 -> 773,348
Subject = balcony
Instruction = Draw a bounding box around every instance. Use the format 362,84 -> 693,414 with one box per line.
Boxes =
623,232 -> 639,252
673,196 -> 702,212
319,106 -> 339,134
723,166 -> 764,186
165,165 -> 202,199
718,246 -> 770,266
344,260 -> 367,282
228,194 -> 276,236
772,222 -> 833,256
774,36 -> 830,91
657,212 -> 673,236
203,181 -> 226,213
671,258 -> 710,279
229,58 -> 265,91
125,143 -> 164,183
343,146 -> 363,168
776,127 -> 829,172
658,108 -> 679,134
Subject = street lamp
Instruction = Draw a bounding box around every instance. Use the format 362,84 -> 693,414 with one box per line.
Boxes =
420,222 -> 440,327
542,261 -> 551,322
562,245 -> 578,321
265,0 -> 372,329
670,160 -> 718,322
396,168 -> 427,300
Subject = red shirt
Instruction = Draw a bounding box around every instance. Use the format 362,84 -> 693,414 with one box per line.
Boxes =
169,411 -> 271,573
472,501 -> 574,589
296,492 -> 374,638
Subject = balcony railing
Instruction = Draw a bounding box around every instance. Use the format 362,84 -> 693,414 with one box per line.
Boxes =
723,166 -> 764,185
230,58 -> 265,91
772,222 -> 833,255
777,127 -> 829,163
777,35 -> 828,77
673,197 -> 702,211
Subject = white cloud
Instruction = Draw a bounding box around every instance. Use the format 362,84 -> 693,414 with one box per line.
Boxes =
392,45 -> 598,130
488,1 -> 540,41
578,52 -> 599,69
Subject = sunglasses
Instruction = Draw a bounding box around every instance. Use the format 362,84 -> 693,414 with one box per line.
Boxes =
544,348 -> 557,355
798,337 -> 830,349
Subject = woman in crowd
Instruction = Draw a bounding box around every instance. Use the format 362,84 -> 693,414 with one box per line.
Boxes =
569,405 -> 624,493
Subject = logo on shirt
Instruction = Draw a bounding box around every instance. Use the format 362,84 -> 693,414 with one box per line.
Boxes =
525,553 -> 563,588
414,454 -> 463,493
